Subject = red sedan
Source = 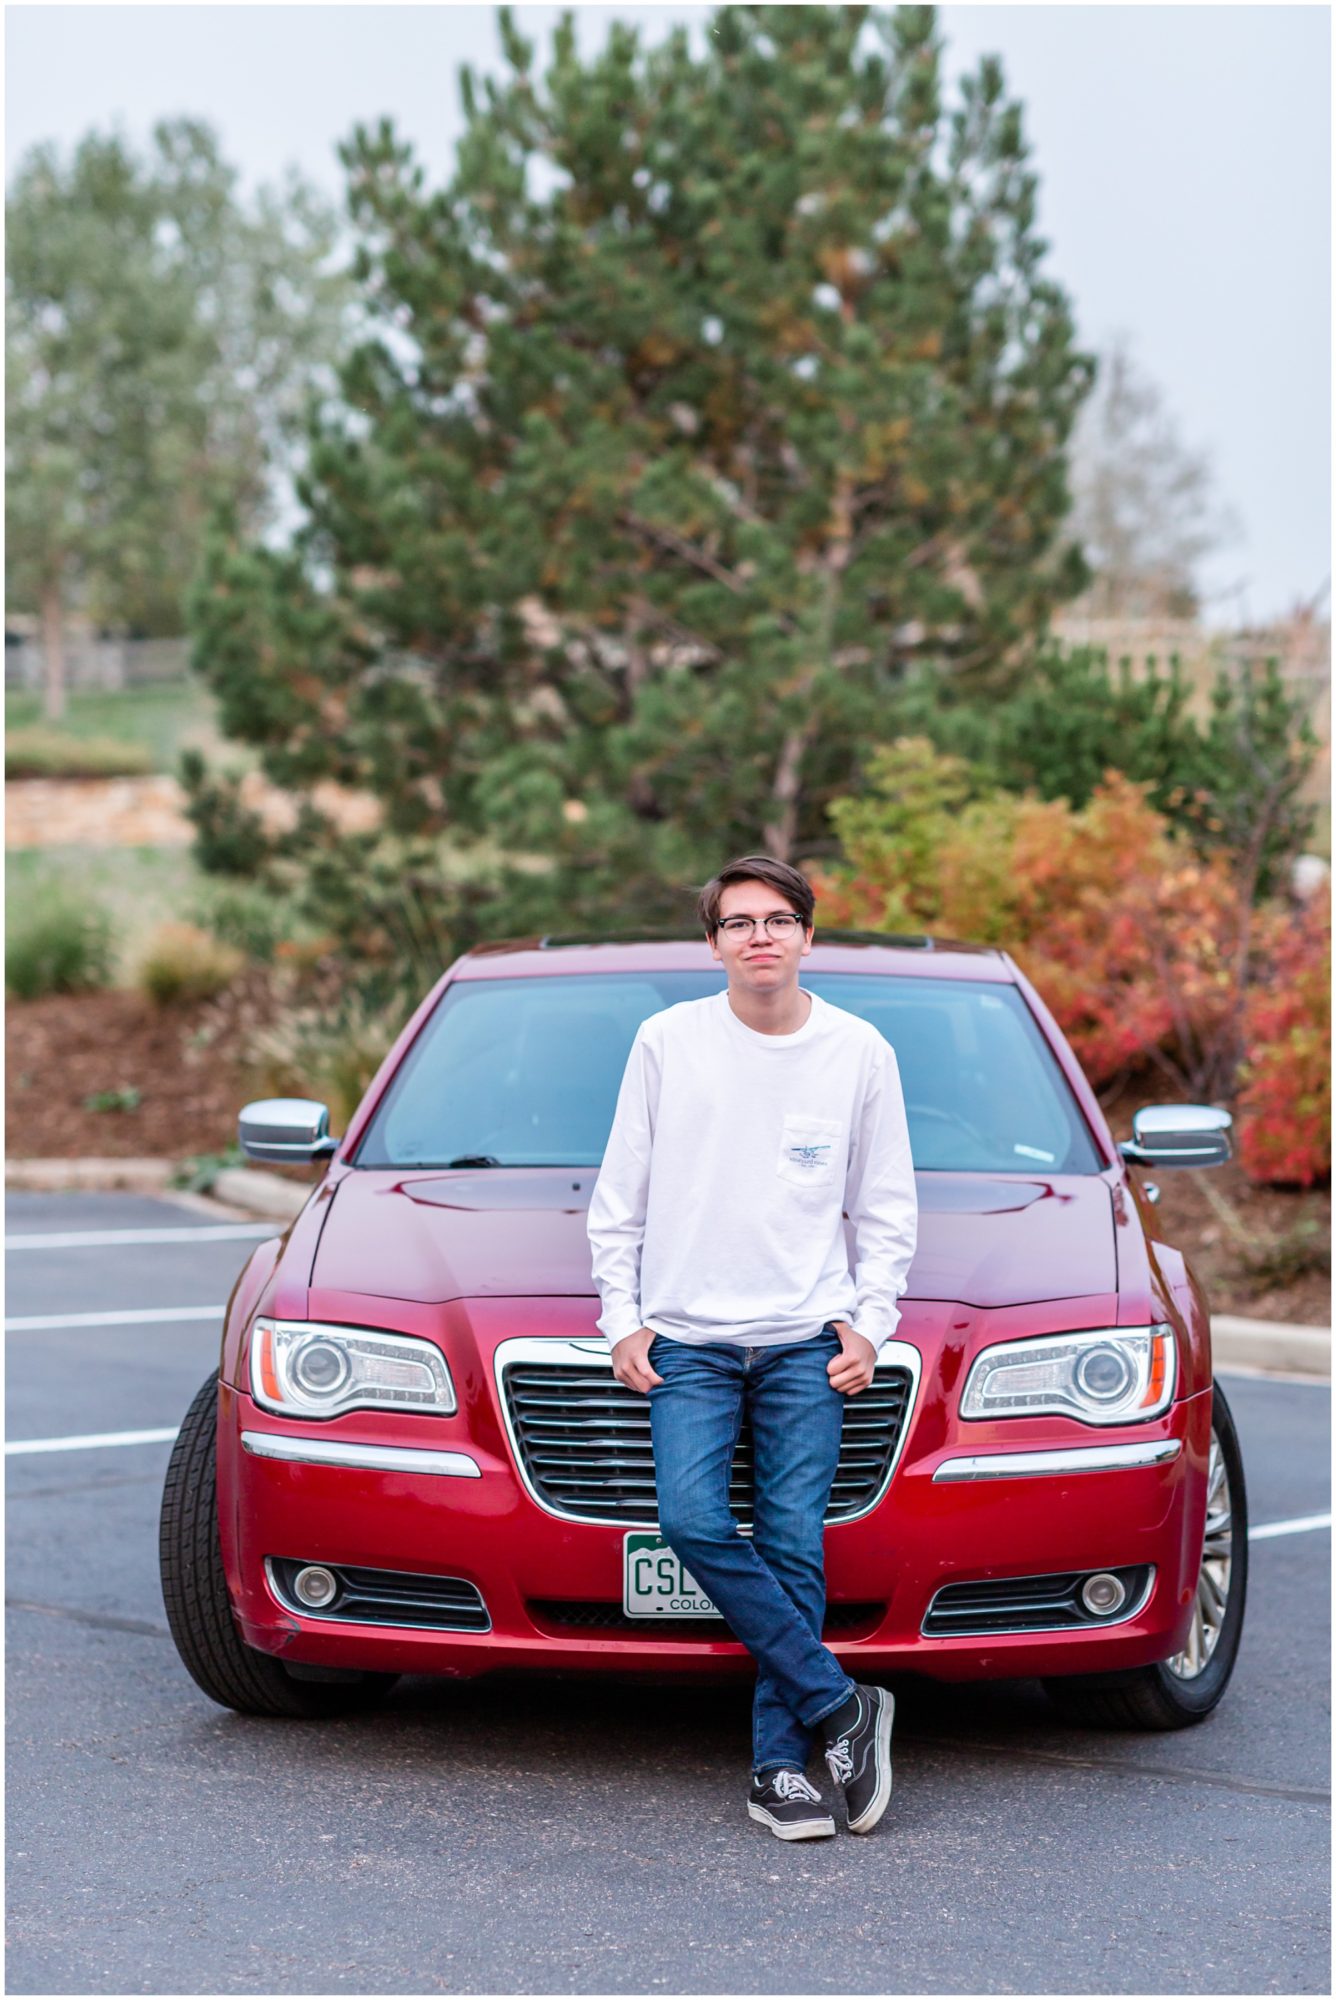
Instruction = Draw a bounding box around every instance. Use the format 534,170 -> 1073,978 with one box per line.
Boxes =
160,933 -> 1247,1730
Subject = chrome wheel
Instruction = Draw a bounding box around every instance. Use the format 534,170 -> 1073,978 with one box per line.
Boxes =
1043,1382 -> 1247,1729
1165,1428 -> 1233,1680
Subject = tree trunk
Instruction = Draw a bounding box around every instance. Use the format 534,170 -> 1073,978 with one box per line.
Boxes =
40,580 -> 66,724
763,474 -> 853,861
623,602 -> 660,819
763,715 -> 818,860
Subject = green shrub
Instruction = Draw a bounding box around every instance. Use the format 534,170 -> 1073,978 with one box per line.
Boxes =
6,893 -> 116,998
7,844 -> 212,991
134,922 -> 246,1006
170,1144 -> 246,1193
6,728 -> 154,779
84,1085 -> 142,1113
885,646 -> 1318,898
190,880 -> 319,964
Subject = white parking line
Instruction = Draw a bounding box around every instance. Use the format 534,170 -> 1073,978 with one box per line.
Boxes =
5,1306 -> 224,1331
6,1226 -> 273,1251
6,1426 -> 181,1455
1248,1512 -> 1332,1541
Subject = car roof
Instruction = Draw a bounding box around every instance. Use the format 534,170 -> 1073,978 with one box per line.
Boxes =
450,932 -> 1015,983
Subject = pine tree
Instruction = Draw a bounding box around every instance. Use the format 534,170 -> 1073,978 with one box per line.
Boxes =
189,4 -> 1093,955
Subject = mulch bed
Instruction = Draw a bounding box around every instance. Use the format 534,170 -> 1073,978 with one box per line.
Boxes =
1100,1085 -> 1329,1326
6,983 -> 265,1165
5,982 -> 1329,1324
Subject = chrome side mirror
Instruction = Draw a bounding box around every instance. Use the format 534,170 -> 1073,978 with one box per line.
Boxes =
1119,1103 -> 1232,1170
238,1097 -> 340,1165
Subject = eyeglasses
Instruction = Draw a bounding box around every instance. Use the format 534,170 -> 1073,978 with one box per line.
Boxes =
716,914 -> 805,939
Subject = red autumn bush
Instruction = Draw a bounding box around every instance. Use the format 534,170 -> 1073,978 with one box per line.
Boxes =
813,740 -> 1330,1182
1235,896 -> 1331,1187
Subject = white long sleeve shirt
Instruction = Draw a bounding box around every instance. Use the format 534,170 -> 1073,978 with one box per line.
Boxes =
586,988 -> 917,1355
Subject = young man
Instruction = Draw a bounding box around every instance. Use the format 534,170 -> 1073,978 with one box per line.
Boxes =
586,854 -> 918,1840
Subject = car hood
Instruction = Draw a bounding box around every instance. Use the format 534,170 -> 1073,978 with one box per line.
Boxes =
308,1167 -> 1118,1311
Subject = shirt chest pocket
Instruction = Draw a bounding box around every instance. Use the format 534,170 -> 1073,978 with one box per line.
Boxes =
775,1114 -> 845,1191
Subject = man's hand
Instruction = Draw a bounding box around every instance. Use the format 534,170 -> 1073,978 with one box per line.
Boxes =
611,1327 -> 664,1394
827,1321 -> 877,1396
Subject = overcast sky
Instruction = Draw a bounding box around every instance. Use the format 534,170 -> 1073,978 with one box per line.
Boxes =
6,3 -> 1330,626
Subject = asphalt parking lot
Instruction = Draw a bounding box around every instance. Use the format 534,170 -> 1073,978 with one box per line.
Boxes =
5,1191 -> 1331,1996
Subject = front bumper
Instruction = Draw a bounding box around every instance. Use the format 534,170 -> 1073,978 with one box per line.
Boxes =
219,1354 -> 1212,1685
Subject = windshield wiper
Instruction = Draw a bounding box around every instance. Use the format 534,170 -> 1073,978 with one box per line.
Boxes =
443,1154 -> 504,1168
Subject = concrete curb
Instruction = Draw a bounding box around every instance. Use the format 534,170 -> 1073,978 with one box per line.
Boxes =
209,1167 -> 310,1221
5,1156 -> 311,1219
6,1159 -> 1331,1377
6,1156 -> 178,1193
1211,1316 -> 1331,1379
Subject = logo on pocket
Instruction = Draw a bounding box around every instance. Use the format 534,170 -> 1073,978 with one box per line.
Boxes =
777,1113 -> 844,1187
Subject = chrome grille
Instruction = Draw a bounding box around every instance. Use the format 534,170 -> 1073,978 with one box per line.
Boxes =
501,1356 -> 914,1527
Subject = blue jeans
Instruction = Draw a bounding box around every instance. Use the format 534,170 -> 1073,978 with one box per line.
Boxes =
647,1326 -> 856,1776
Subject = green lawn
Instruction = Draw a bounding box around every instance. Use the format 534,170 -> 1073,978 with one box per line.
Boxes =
5,679 -> 260,777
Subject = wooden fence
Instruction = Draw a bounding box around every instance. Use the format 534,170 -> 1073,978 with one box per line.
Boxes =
5,635 -> 190,693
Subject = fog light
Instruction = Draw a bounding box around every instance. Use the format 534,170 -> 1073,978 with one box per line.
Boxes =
292,1564 -> 339,1609
1081,1571 -> 1127,1616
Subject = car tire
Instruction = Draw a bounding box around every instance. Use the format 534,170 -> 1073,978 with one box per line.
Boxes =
159,1371 -> 400,1718
1042,1380 -> 1248,1731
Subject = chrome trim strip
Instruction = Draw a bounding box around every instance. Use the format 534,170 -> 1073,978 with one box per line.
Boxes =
933,1439 -> 1182,1482
920,1565 -> 1156,1638
263,1557 -> 493,1634
240,1431 -> 481,1477
492,1335 -> 923,1531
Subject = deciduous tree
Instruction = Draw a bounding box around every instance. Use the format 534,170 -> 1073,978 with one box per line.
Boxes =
1067,331 -> 1237,619
6,121 -> 347,716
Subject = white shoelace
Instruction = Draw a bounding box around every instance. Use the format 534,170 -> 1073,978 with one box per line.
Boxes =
825,1737 -> 854,1784
773,1769 -> 823,1804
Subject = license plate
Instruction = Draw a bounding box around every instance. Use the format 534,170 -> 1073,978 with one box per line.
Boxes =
623,1533 -> 723,1618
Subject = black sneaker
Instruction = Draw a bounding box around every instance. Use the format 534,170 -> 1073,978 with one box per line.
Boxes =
822,1683 -> 894,1833
747,1769 -> 836,1841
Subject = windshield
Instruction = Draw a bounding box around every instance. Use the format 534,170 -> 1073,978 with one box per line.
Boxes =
353,970 -> 1104,1175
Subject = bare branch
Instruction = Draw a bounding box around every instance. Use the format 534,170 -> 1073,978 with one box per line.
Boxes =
619,510 -> 799,634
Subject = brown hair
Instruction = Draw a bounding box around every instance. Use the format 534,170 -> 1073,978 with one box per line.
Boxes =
697,854 -> 816,939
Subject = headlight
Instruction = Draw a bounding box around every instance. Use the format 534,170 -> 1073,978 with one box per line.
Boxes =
959,1324 -> 1176,1425
249,1318 -> 456,1420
